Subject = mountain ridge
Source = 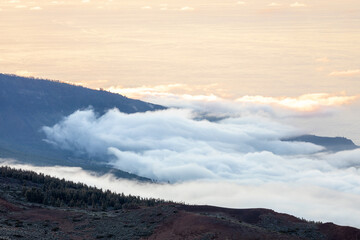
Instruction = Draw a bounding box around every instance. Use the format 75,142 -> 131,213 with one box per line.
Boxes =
283,134 -> 359,152
0,73 -> 164,179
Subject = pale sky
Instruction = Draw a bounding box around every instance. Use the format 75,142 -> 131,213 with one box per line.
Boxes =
1,0 -> 360,141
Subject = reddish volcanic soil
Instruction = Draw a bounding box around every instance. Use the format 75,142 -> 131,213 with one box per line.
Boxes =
144,205 -> 360,240
144,211 -> 302,240
1,197 -> 360,240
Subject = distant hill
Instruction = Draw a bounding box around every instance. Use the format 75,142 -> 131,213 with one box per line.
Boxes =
283,135 -> 359,152
1,166 -> 359,240
0,73 -> 164,179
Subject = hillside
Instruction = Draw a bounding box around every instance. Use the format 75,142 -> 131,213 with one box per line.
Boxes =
0,166 -> 359,240
0,74 -> 164,179
283,135 -> 359,152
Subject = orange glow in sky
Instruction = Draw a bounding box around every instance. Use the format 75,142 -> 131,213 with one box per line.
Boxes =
0,0 -> 359,97
236,93 -> 359,111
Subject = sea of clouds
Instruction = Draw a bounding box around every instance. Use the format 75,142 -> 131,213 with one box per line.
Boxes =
41,107 -> 360,190
42,108 -> 326,182
4,98 -> 360,227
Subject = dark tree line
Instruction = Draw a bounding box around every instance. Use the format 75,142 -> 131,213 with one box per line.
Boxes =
0,166 -> 169,210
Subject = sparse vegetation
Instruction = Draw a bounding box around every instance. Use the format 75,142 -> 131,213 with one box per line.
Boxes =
0,166 -> 359,239
0,166 -> 168,210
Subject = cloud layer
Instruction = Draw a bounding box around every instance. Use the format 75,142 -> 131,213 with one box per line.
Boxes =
42,108 -> 360,196
108,84 -> 358,112
39,99 -> 360,229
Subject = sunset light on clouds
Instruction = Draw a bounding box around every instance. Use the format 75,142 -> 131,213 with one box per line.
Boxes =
236,93 -> 359,111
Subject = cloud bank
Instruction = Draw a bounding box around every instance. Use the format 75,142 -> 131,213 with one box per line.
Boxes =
43,108 -> 329,182
108,84 -> 358,113
42,108 -> 360,195
39,98 -> 360,229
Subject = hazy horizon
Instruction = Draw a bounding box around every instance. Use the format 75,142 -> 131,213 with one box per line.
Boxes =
1,0 -> 360,143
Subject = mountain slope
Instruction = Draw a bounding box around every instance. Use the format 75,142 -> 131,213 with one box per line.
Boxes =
0,74 -> 164,179
1,166 -> 359,240
0,73 -> 163,144
283,135 -> 359,152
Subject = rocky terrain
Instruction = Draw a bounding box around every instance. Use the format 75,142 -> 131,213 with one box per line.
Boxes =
1,166 -> 359,240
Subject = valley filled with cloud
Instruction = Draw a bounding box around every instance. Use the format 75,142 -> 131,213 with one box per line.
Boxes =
25,99 -> 360,228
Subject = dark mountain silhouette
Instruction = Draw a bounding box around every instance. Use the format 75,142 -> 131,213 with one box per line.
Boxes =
0,74 -> 164,179
283,135 -> 359,152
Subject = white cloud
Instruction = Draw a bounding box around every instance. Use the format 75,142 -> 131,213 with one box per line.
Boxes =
329,69 -> 360,77
237,1 -> 246,5
51,1 -> 64,4
323,149 -> 360,168
236,93 -> 358,112
15,5 -> 27,8
141,6 -> 152,10
42,108 -> 346,184
15,70 -> 35,77
180,6 -> 194,11
30,6 -> 42,10
290,2 -> 307,7
108,85 -> 358,113
268,2 -> 282,7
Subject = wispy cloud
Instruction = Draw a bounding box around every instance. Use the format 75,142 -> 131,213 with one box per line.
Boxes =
290,2 -> 307,7
108,83 -> 225,103
51,1 -> 64,5
30,6 -> 42,10
268,2 -> 282,7
329,69 -> 360,77
15,70 -> 35,77
180,6 -> 194,11
236,93 -> 358,111
108,85 -> 358,112
15,5 -> 27,9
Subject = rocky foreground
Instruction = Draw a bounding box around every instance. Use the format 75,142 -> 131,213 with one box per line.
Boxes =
1,197 -> 360,240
